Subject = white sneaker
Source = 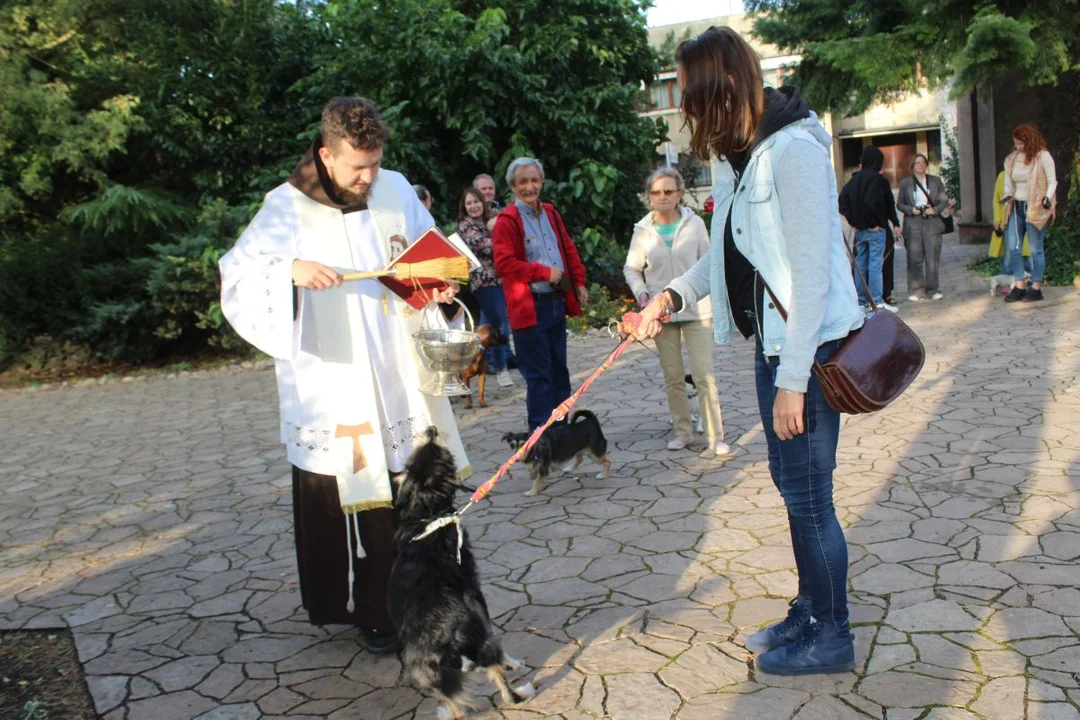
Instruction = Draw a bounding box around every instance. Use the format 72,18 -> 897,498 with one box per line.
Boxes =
882,303 -> 899,314
712,442 -> 731,457
908,295 -> 921,302
667,435 -> 691,451
931,292 -> 944,300
496,370 -> 514,387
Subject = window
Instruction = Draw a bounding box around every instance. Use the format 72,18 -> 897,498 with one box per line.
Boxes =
677,152 -> 711,188
925,129 -> 942,165
646,79 -> 681,110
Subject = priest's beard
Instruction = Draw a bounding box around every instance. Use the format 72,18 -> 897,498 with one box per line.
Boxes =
332,178 -> 372,207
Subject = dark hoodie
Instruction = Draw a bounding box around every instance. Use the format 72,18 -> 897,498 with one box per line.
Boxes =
838,145 -> 894,230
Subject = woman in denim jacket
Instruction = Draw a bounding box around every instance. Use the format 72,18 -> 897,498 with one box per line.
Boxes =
637,26 -> 864,676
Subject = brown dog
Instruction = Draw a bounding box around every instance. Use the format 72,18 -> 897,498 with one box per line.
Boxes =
462,324 -> 510,409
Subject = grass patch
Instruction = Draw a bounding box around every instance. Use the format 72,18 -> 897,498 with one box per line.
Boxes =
0,629 -> 96,719
967,256 -> 1000,278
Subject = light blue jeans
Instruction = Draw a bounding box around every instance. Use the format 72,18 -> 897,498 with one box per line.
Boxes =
854,228 -> 886,305
1006,201 -> 1047,284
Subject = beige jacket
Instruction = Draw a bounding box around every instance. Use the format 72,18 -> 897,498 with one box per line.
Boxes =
1005,149 -> 1057,230
624,206 -> 711,322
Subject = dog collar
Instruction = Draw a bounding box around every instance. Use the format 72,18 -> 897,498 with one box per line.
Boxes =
411,514 -> 464,564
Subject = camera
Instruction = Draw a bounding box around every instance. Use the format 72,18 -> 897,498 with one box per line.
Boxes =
1042,197 -> 1052,210
915,205 -> 928,213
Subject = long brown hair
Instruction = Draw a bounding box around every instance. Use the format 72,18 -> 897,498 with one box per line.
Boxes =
458,187 -> 488,222
676,26 -> 765,161
1012,124 -> 1047,164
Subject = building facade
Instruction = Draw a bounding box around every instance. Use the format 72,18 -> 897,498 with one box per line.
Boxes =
642,15 -> 965,216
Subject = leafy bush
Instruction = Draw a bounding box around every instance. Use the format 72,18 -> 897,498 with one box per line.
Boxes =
577,228 -> 632,292
967,255 -> 1000,278
568,283 -> 635,333
940,116 -> 962,210
65,199 -> 251,362
1045,190 -> 1080,286
0,0 -> 663,370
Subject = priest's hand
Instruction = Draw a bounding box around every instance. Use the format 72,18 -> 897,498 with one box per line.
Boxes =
292,260 -> 342,290
576,285 -> 588,306
432,281 -> 459,304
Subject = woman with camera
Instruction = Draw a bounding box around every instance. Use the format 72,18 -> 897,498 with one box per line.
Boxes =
897,154 -> 948,301
636,26 -> 864,676
1000,124 -> 1057,303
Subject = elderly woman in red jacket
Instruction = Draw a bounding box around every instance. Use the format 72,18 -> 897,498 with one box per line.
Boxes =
492,157 -> 587,430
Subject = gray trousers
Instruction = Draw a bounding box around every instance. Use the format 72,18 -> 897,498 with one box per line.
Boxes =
905,216 -> 945,296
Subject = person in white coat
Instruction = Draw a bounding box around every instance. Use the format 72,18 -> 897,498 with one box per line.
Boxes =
624,168 -> 728,455
218,97 -> 469,654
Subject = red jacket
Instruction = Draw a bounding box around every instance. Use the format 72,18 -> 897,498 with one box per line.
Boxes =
492,201 -> 587,330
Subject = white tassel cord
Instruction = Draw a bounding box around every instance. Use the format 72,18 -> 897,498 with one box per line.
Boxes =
411,514 -> 464,565
352,510 -> 366,559
344,513 -> 356,613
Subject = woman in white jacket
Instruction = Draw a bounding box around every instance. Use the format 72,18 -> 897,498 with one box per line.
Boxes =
624,168 -> 727,455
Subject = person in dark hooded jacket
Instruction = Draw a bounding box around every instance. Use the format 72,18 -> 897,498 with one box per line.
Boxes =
838,145 -> 898,311
637,26 -> 865,677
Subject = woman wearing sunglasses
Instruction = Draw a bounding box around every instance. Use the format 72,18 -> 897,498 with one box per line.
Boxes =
636,26 -> 864,676
624,168 -> 728,456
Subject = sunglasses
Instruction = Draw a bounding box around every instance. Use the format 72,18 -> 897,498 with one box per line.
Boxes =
649,189 -> 679,196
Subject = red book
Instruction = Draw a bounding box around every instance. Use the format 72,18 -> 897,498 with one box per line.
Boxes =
379,226 -> 478,310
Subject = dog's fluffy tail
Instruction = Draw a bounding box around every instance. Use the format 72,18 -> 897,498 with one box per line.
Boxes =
569,409 -> 599,426
570,409 -> 607,456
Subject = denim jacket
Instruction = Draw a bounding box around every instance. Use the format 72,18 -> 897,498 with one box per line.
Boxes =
668,115 -> 864,392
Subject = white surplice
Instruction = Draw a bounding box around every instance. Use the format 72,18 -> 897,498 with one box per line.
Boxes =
219,169 -> 472,519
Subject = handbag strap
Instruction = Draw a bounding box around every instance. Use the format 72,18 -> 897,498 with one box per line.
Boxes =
913,175 -> 934,206
760,234 -> 877,323
759,277 -> 825,376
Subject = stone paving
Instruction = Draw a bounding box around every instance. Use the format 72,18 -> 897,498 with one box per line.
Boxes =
2,238 -> 1079,720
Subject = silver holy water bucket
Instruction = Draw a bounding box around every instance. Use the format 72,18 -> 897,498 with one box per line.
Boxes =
413,298 -> 481,396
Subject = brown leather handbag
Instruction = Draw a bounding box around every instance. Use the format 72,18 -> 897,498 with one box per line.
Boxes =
762,263 -> 925,415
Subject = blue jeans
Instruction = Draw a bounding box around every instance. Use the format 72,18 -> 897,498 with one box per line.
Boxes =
512,294 -> 571,430
1000,249 -> 1033,276
474,286 -> 510,372
1006,201 -> 1047,283
854,228 -> 886,305
755,337 -> 850,630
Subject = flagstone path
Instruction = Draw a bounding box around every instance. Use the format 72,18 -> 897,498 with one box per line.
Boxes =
2,238 -> 1079,720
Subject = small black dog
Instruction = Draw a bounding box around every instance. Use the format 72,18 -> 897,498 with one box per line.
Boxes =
684,374 -> 703,433
388,427 -> 534,719
501,410 -> 611,496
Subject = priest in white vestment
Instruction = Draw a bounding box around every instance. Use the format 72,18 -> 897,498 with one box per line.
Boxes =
219,97 -> 470,654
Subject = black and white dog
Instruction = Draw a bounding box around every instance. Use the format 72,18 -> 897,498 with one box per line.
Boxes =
388,427 -> 534,720
684,374 -> 704,434
502,410 -> 611,497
